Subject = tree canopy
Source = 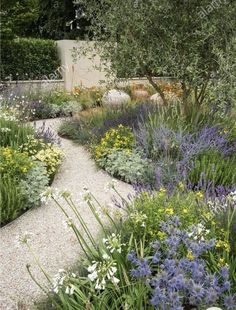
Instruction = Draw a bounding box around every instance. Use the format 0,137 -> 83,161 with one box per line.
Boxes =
75,0 -> 236,105
1,0 -> 89,40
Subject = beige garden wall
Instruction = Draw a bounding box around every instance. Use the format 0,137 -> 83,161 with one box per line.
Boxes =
56,40 -> 173,91
56,40 -> 110,90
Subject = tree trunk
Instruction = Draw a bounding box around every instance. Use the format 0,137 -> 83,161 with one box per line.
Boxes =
181,82 -> 191,115
146,74 -> 167,105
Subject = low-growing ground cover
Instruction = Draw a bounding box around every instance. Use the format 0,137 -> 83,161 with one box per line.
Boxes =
0,109 -> 63,226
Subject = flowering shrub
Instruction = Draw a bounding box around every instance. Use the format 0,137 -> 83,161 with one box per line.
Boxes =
128,220 -> 235,309
94,124 -> 134,160
0,147 -> 33,177
33,145 -> 63,179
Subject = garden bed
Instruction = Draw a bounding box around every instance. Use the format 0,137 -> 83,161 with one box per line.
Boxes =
58,98 -> 236,195
0,108 -> 63,226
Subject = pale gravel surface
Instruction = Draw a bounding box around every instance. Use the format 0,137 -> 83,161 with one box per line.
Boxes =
0,118 -> 133,310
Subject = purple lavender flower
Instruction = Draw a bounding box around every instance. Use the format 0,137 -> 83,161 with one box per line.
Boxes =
34,122 -> 61,145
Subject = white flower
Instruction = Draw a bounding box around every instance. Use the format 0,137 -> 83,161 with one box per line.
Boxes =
87,257 -> 119,290
103,233 -> 124,254
112,276 -> 120,284
102,253 -> 110,260
52,269 -> 77,294
87,262 -> 98,273
104,179 -> 118,192
17,231 -> 34,245
88,271 -> 98,281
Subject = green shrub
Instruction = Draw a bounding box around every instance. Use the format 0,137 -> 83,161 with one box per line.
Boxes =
20,162 -> 49,209
189,150 -> 236,187
58,120 -> 93,144
99,149 -> 155,185
1,38 -> 60,80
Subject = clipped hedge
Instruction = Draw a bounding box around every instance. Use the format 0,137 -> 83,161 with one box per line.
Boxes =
1,38 -> 61,80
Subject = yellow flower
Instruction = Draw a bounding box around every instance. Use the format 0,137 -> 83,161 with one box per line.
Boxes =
166,208 -> 174,215
217,258 -> 227,267
157,231 -> 166,240
215,240 -> 230,252
178,182 -> 185,191
186,250 -> 194,260
195,191 -> 204,199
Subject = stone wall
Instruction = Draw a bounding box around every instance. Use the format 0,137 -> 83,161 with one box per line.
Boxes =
1,79 -> 64,96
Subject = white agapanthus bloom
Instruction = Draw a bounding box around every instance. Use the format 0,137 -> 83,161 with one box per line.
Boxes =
188,223 -> 210,241
17,231 -> 34,245
104,179 -> 118,192
87,256 -> 120,290
52,269 -> 77,295
102,233 -> 124,254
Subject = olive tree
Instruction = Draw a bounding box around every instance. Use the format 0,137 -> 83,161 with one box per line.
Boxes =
75,0 -> 235,106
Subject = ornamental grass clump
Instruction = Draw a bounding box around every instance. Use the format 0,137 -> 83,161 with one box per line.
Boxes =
0,116 -> 34,148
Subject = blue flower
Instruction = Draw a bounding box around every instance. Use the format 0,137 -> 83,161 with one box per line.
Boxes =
204,287 -> 218,305
220,266 -> 229,280
130,258 -> 151,278
224,295 -> 236,309
189,283 -> 206,304
152,251 -> 161,263
127,250 -> 138,264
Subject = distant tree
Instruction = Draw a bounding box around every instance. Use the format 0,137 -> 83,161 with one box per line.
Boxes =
75,0 -> 236,106
36,0 -> 89,40
1,0 -> 39,40
0,0 -> 89,40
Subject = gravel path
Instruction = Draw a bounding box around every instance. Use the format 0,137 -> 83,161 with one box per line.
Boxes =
0,118 -> 133,310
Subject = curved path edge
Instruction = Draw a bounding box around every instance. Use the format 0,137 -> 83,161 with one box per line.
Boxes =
0,118 -> 133,310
